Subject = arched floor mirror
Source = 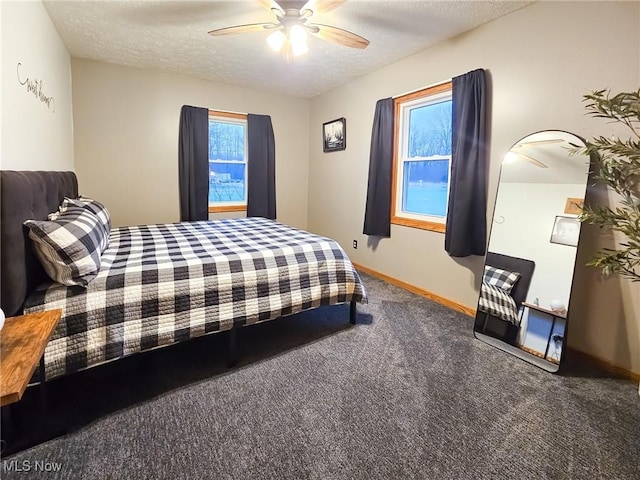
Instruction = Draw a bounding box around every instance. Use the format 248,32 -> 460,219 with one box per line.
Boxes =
473,130 -> 591,372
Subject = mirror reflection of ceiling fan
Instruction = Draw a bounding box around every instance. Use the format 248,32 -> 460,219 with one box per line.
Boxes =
208,0 -> 370,62
507,138 -> 565,168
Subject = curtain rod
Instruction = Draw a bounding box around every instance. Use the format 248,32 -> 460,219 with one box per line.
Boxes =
392,78 -> 452,99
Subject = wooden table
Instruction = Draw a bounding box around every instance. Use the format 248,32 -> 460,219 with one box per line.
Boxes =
1,310 -> 61,406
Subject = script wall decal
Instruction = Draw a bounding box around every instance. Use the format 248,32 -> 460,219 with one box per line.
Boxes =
16,62 -> 55,112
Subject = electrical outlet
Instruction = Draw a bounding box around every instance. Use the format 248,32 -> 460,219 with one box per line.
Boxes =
352,240 -> 358,249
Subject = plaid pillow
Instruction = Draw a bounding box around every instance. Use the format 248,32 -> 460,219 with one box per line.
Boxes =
49,196 -> 110,252
25,205 -> 107,287
483,266 -> 521,293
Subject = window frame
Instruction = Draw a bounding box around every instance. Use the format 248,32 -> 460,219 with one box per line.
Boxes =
208,110 -> 248,214
391,81 -> 453,233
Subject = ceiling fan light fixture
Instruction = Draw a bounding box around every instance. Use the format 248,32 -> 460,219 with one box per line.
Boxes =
282,39 -> 293,62
267,25 -> 307,58
267,30 -> 285,51
503,151 -> 518,164
290,25 -> 308,56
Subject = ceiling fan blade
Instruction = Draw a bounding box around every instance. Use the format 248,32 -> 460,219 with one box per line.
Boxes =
301,0 -> 346,16
515,151 -> 548,168
208,23 -> 274,36
257,0 -> 285,16
517,139 -> 564,147
308,23 -> 369,49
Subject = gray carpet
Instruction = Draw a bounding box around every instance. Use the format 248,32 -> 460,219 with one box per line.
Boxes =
2,273 -> 639,479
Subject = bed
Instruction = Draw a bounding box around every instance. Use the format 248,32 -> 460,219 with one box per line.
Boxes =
474,252 -> 535,345
1,171 -> 367,380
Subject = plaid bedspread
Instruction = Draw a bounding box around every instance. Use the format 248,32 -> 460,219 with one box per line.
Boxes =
24,218 -> 367,380
477,282 -> 519,325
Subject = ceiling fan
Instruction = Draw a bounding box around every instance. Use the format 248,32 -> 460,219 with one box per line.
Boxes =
506,138 -> 566,168
515,138 -> 564,149
208,0 -> 370,62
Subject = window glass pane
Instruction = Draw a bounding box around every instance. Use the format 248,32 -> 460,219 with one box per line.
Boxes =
209,119 -> 246,205
408,100 -> 452,157
401,160 -> 449,217
209,163 -> 245,203
209,121 -> 244,161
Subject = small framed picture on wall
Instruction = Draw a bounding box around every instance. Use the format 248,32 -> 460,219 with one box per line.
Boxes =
564,197 -> 584,215
323,117 -> 346,152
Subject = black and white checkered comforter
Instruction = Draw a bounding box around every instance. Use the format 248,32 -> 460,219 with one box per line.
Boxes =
24,217 -> 367,380
477,282 -> 519,325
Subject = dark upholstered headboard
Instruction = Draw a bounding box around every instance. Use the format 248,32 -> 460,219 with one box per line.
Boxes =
1,171 -> 78,316
485,251 -> 535,308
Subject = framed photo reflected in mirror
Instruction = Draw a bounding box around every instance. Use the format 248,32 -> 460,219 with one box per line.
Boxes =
550,215 -> 580,247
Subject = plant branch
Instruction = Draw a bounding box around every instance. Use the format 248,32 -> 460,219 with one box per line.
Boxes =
581,88 -> 640,282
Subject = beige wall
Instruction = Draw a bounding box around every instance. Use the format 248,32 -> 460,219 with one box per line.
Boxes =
1,0 -> 73,170
71,59 -> 310,229
308,1 -> 640,373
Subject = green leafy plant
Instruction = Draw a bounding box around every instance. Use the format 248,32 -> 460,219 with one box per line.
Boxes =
579,88 -> 640,282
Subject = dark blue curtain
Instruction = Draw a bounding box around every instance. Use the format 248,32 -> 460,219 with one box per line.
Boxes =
363,98 -> 394,237
178,105 -> 209,221
445,69 -> 489,257
247,114 -> 276,219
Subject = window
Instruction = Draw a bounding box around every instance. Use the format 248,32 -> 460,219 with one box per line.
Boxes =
392,81 -> 452,232
208,110 -> 248,213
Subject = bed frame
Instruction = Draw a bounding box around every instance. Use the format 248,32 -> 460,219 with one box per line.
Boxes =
0,170 -> 357,369
1,171 -> 79,318
474,251 -> 535,345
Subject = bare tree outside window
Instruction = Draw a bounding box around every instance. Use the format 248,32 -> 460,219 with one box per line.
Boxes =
209,120 -> 247,204
402,99 -> 452,218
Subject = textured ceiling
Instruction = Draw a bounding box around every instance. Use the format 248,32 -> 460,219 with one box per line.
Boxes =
44,0 -> 533,98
